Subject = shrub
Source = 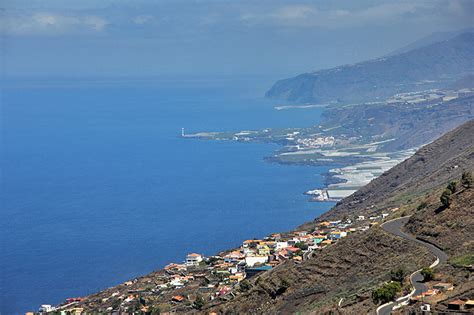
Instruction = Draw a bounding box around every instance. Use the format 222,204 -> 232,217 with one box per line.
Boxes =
461,171 -> 473,188
239,280 -> 252,292
193,295 -> 206,310
447,181 -> 458,193
390,268 -> 406,283
372,281 -> 402,304
295,242 -> 308,250
420,267 -> 434,281
440,189 -> 452,207
417,201 -> 428,211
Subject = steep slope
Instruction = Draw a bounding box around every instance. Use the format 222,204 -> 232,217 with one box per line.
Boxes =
319,95 -> 473,151
207,228 -> 431,314
207,123 -> 474,314
387,27 -> 474,56
317,120 -> 474,222
266,32 -> 474,103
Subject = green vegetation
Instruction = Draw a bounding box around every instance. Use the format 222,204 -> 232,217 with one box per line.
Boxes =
447,181 -> 458,193
239,280 -> 252,292
295,242 -> 309,250
193,295 -> 206,310
372,281 -> 402,304
417,201 -> 428,211
390,268 -> 406,283
461,171 -> 473,188
440,189 -> 452,207
420,267 -> 434,281
450,254 -> 474,267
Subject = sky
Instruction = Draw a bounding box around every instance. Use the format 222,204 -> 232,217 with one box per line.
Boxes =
1,0 -> 474,78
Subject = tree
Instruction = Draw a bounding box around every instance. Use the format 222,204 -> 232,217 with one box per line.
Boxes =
447,181 -> 458,193
421,267 -> 434,281
461,171 -> 473,188
239,280 -> 252,292
440,189 -> 452,207
295,242 -> 308,250
390,268 -> 406,282
372,281 -> 402,304
193,295 -> 206,310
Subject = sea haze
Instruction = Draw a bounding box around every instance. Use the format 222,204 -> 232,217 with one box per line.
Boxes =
1,77 -> 334,314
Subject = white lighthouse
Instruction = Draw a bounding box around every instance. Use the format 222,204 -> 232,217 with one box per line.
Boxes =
181,128 -> 185,137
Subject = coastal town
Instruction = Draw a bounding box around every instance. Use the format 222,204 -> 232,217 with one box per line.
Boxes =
34,212 -> 392,314
33,200 -> 473,315
182,86 -> 474,202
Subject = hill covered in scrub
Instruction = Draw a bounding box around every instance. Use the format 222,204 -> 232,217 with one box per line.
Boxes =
266,32 -> 474,104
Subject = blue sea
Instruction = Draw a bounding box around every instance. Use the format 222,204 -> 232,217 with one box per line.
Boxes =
1,76 -> 334,314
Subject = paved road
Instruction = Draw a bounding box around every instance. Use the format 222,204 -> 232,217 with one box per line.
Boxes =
376,216 -> 448,315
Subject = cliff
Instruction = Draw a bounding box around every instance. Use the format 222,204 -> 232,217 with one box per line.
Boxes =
266,32 -> 474,104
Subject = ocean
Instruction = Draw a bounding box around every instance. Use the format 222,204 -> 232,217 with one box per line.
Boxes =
1,76 -> 334,314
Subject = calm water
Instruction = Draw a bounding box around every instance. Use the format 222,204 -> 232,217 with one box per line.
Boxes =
1,77 -> 334,314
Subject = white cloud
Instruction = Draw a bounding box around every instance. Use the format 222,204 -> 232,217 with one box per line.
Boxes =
239,2 -> 445,29
2,11 -> 109,35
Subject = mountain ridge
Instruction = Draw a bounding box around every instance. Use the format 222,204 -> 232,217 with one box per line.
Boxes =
266,32 -> 474,104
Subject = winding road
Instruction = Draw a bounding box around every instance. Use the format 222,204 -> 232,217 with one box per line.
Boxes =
376,216 -> 448,315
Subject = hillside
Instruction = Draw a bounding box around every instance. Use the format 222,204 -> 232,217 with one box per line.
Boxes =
205,120 -> 474,314
319,94 -> 473,152
317,120 -> 474,222
47,121 -> 473,315
266,32 -> 474,104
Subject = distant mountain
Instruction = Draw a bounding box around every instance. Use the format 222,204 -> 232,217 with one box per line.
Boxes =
266,32 -> 474,104
387,28 -> 474,56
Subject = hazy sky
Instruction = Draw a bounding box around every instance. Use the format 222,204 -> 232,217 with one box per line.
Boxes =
2,0 -> 473,78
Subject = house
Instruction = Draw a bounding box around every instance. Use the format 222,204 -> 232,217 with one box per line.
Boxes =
329,231 -> 347,240
223,251 -> 244,263
447,299 -> 466,311
245,255 -> 268,267
422,289 -> 438,297
67,308 -> 84,315
275,241 -> 289,250
465,300 -> 474,309
295,231 -> 307,236
165,263 -> 187,271
172,295 -> 185,302
257,244 -> 271,256
186,253 -> 203,266
433,282 -> 454,291
243,239 -> 262,248
270,233 -> 281,241
321,240 -> 332,246
217,286 -> 231,296
381,213 -> 389,219
229,272 -> 245,283
39,305 -> 55,313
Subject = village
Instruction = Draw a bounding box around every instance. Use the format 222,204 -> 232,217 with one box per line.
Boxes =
35,212 -> 392,314
33,203 -> 473,315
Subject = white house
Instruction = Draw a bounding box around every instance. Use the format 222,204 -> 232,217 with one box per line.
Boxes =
245,255 -> 268,267
275,241 -> 289,250
185,253 -> 203,266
